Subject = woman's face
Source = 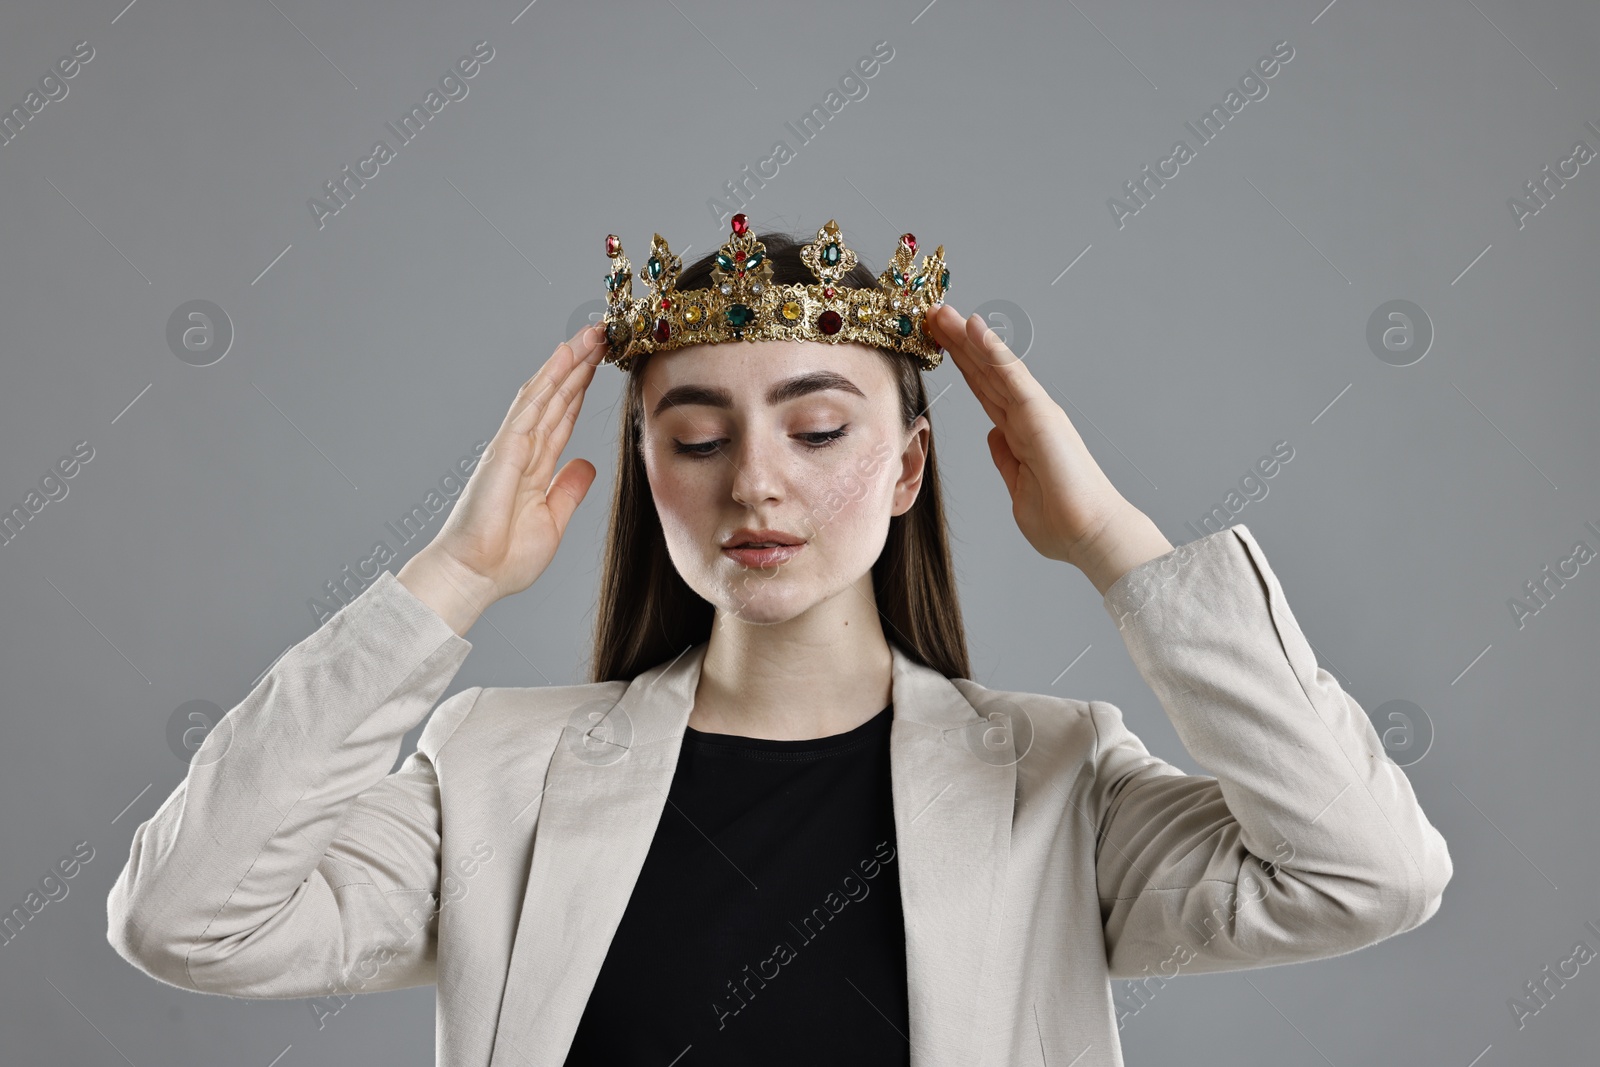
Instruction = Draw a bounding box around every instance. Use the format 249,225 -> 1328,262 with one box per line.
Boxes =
639,339 -> 930,625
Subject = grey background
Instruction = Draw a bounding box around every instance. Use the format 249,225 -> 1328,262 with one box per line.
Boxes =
2,0 -> 1596,1063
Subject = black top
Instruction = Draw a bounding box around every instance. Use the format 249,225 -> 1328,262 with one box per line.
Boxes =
562,704 -> 910,1066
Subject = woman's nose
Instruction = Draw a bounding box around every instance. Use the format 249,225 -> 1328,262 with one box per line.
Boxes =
729,435 -> 783,507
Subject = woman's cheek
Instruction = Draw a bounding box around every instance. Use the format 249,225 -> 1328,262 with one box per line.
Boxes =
840,437 -> 897,506
645,462 -> 707,544
804,442 -> 892,533
858,438 -> 898,481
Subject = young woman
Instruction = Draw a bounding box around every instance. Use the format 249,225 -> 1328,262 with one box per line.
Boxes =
107,218 -> 1453,1067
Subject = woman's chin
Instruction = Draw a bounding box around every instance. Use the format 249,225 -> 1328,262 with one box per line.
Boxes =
717,601 -> 804,626
709,584 -> 815,627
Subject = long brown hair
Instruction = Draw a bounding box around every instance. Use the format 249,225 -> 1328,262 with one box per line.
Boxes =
588,229 -> 970,683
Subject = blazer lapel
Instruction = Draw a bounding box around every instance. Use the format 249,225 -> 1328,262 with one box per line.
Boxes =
485,642 -> 703,1067
886,643 -> 1017,1066
486,641 -> 1016,1067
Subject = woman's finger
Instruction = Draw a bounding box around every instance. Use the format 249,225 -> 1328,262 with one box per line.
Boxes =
518,328 -> 605,489
986,425 -> 1021,495
527,323 -> 604,412
963,311 -> 1048,410
507,323 -> 601,428
929,306 -> 1008,414
934,305 -> 1048,414
529,341 -> 601,469
928,306 -> 1011,427
542,456 -> 598,538
505,324 -> 605,439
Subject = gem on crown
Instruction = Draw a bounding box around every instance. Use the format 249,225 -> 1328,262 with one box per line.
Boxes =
599,215 -> 949,371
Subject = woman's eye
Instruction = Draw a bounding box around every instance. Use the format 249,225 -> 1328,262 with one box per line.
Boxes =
671,425 -> 850,458
797,426 -> 850,448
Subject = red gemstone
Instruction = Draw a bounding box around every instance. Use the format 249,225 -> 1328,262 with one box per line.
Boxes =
818,310 -> 842,335
653,318 -> 671,343
605,234 -> 620,257
823,286 -> 836,298
731,213 -> 748,235
737,269 -> 745,277
901,233 -> 917,253
660,297 -> 671,309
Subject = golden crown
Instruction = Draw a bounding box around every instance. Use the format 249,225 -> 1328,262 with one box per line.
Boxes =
599,214 -> 950,371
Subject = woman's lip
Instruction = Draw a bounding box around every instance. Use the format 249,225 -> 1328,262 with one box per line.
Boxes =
721,543 -> 805,567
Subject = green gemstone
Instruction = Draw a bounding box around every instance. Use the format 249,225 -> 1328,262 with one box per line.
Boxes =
647,256 -> 662,279
891,267 -> 904,286
726,304 -> 755,328
896,314 -> 913,336
716,253 -> 735,271
605,272 -> 617,291
941,268 -> 949,288
912,273 -> 925,290
744,251 -> 763,269
822,243 -> 840,266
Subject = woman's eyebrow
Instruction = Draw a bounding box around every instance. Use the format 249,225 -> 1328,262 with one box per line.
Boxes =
650,370 -> 865,418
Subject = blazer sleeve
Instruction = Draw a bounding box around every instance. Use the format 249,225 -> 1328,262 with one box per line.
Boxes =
106,569 -> 479,999
1089,524 -> 1452,978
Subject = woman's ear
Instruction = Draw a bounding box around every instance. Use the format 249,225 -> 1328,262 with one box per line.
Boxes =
891,414 -> 930,517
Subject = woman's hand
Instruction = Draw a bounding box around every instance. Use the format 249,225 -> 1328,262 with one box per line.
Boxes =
924,304 -> 1173,596
398,323 -> 608,634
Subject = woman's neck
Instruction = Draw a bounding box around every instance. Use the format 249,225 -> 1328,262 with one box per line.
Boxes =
689,573 -> 894,741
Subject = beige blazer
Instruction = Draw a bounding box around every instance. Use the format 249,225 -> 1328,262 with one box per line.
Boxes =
106,524 -> 1452,1067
